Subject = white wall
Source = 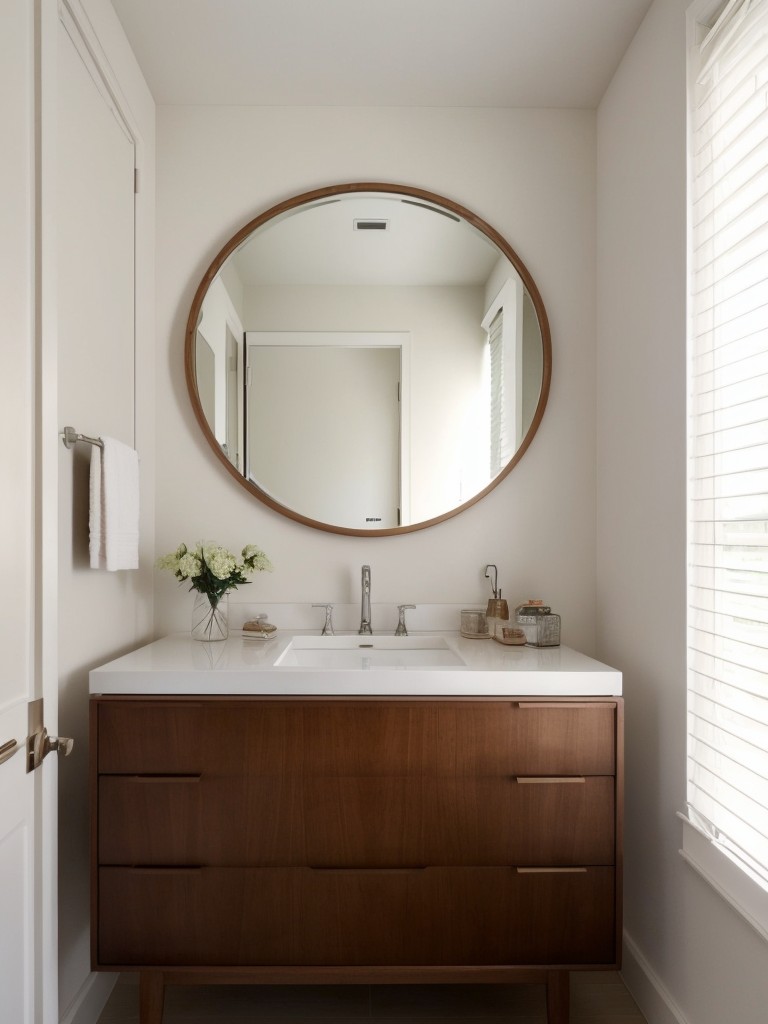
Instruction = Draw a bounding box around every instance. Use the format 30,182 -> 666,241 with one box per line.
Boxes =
596,1 -> 768,1022
155,107 -> 597,640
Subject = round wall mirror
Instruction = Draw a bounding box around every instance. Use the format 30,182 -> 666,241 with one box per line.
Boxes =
185,183 -> 551,536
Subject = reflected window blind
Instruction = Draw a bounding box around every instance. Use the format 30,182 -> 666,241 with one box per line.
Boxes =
488,309 -> 508,476
687,0 -> 768,885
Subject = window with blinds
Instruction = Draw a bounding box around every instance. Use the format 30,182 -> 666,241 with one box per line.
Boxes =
685,0 -> 768,926
488,308 -> 509,477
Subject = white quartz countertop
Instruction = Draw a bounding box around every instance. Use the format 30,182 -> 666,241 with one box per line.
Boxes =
89,632 -> 622,697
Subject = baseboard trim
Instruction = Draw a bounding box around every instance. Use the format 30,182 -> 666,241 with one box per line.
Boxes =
621,930 -> 690,1024
60,971 -> 118,1024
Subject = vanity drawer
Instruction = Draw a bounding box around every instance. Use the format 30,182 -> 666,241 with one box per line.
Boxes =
96,702 -> 308,775
97,865 -> 616,968
96,699 -> 617,777
97,773 -> 615,867
293,702 -> 616,777
432,702 -> 617,777
97,773 -> 305,865
96,701 -> 437,776
305,774 -> 616,867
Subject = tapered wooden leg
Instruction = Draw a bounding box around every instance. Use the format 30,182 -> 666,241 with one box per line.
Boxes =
546,970 -> 570,1024
139,971 -> 165,1024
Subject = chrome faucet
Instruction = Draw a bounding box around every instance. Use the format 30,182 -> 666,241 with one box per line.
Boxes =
312,603 -> 335,636
358,564 -> 372,634
395,604 -> 415,636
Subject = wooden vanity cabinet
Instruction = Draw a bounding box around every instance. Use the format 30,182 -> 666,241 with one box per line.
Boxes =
90,696 -> 623,1024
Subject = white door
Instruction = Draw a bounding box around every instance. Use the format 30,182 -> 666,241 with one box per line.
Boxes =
0,2 -> 54,1022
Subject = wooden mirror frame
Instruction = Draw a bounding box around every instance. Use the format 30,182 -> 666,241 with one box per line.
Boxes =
184,182 -> 552,537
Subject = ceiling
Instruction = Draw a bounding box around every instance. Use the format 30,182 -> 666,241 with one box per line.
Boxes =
110,0 -> 654,109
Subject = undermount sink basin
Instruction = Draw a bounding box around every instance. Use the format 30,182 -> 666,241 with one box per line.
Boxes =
274,634 -> 466,669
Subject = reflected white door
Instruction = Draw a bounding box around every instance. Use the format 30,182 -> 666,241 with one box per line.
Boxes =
247,333 -> 404,529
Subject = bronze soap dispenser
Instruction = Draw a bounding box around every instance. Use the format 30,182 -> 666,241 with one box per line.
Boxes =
484,564 -> 509,633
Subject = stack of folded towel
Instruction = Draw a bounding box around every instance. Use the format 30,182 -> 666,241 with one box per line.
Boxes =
89,437 -> 140,571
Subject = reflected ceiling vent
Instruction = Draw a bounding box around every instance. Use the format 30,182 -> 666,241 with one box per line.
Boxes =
354,218 -> 389,231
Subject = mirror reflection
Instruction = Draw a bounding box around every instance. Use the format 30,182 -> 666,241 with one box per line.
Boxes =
186,185 -> 551,535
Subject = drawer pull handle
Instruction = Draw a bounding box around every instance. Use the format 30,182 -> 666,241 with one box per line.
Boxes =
516,867 -> 588,874
515,776 -> 585,784
516,702 -> 615,709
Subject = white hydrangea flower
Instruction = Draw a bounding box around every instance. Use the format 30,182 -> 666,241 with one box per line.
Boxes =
205,546 -> 237,580
155,552 -> 179,571
242,545 -> 273,572
177,552 -> 202,578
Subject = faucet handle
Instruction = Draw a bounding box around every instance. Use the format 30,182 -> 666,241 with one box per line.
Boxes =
312,603 -> 335,636
395,604 -> 416,636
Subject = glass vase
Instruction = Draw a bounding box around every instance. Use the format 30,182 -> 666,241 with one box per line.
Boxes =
191,592 -> 228,642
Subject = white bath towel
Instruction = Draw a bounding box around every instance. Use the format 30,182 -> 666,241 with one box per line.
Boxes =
89,437 -> 140,571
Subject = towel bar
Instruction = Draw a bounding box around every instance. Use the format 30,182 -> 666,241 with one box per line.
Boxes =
61,426 -> 103,450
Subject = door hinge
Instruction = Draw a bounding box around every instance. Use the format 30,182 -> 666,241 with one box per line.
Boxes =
134,167 -> 140,194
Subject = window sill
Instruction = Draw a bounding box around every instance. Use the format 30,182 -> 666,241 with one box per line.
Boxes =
678,814 -> 768,944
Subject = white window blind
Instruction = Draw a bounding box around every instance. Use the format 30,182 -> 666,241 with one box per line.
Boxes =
687,0 -> 768,904
488,309 -> 510,476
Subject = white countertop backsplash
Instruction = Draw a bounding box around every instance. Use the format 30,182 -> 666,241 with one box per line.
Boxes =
227,602 -> 479,634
